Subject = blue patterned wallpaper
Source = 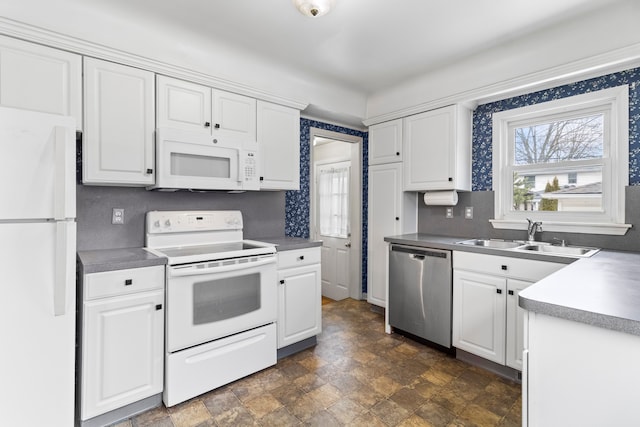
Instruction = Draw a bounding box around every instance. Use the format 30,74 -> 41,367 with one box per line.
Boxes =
473,67 -> 640,191
285,118 -> 369,293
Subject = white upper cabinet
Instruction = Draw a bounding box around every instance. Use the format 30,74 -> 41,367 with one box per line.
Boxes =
157,75 -> 257,149
403,104 -> 471,191
257,100 -> 300,190
156,75 -> 212,133
368,119 -> 403,165
83,58 -> 155,186
0,35 -> 82,130
213,89 -> 256,149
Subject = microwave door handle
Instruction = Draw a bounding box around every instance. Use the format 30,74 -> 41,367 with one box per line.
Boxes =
237,149 -> 243,183
169,257 -> 275,277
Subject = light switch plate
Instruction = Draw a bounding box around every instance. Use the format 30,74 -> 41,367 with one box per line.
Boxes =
464,206 -> 473,219
112,208 -> 124,225
445,207 -> 453,218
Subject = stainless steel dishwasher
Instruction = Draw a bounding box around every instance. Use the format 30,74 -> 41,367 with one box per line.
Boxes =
388,244 -> 452,348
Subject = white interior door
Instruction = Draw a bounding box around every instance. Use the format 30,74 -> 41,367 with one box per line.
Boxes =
316,161 -> 351,300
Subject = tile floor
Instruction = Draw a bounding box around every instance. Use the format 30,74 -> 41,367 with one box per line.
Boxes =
116,298 -> 522,427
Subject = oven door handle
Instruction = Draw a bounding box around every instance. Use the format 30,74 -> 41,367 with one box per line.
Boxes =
169,257 -> 276,277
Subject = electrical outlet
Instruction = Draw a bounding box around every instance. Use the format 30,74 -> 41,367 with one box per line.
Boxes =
112,208 -> 124,225
445,207 -> 453,218
464,206 -> 474,219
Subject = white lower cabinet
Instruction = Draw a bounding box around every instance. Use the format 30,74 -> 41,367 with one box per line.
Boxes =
277,247 -> 322,349
79,266 -> 164,422
452,251 -> 564,370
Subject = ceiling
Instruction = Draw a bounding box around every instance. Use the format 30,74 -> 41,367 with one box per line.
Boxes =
75,0 -> 621,95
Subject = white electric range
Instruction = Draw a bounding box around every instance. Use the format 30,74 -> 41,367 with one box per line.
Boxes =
145,210 -> 277,407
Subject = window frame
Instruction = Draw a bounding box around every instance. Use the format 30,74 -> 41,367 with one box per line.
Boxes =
490,85 -> 630,236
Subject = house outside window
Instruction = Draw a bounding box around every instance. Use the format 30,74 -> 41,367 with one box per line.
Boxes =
491,85 -> 630,235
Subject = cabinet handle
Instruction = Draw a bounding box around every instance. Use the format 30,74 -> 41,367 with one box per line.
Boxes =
395,217 -> 399,221
124,279 -> 132,286
501,265 -> 508,271
298,255 -> 305,261
260,176 -> 264,181
497,289 -> 502,294
396,152 -> 400,156
212,139 -> 218,144
214,123 -> 220,129
448,177 -> 453,182
155,304 -> 162,310
146,168 -> 153,174
279,280 -> 285,285
508,290 -> 514,295
204,122 -> 211,127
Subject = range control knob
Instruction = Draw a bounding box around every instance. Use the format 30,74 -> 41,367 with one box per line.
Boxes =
165,219 -> 172,227
153,220 -> 160,228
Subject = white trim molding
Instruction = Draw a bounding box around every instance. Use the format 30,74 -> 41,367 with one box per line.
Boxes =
491,85 -> 631,236
0,17 -> 308,111
363,42 -> 640,127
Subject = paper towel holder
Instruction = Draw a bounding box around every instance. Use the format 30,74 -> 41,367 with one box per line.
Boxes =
423,190 -> 459,206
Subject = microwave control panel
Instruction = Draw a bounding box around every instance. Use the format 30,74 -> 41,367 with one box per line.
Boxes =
241,150 -> 260,190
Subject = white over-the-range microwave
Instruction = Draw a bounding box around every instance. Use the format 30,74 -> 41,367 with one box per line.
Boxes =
148,127 -> 260,191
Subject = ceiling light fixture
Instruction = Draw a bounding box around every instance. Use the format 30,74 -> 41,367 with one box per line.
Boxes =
293,0 -> 335,18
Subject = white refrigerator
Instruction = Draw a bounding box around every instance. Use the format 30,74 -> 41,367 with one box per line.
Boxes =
0,106 -> 77,426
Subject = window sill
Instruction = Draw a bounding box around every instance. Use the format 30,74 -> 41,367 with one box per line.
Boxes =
489,219 -> 631,236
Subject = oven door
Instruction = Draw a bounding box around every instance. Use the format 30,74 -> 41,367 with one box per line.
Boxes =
150,127 -> 243,191
166,254 -> 277,353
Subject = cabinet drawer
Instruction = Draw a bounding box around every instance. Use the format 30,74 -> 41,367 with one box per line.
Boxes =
84,265 -> 164,300
277,247 -> 320,269
453,251 -> 564,282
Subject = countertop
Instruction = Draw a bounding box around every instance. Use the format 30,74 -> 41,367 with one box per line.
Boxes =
77,237 -> 319,274
519,250 -> 640,336
384,233 -> 640,337
77,248 -> 167,274
254,236 -> 322,251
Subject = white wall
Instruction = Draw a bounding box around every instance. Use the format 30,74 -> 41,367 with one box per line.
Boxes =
365,0 -> 640,122
0,0 -> 367,126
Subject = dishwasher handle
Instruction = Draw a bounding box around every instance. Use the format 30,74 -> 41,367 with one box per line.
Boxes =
390,244 -> 450,260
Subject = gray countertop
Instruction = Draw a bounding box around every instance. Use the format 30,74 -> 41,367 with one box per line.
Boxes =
384,233 -> 574,264
77,248 -> 167,274
254,236 -> 322,251
77,236 -> 319,274
519,249 -> 640,336
385,233 -> 640,337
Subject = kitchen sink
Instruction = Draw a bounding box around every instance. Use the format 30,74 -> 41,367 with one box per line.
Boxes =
456,239 -> 524,249
515,243 -> 600,257
456,239 -> 600,258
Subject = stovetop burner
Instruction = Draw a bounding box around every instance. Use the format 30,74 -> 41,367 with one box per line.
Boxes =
145,210 -> 276,265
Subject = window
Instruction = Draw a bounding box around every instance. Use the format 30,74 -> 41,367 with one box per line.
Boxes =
317,162 -> 350,238
491,85 -> 630,235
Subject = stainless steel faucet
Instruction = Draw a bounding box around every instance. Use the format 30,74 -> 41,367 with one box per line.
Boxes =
526,218 -> 542,242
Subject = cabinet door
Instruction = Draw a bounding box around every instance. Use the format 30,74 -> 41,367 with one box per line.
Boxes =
367,163 -> 402,308
212,89 -> 256,148
403,105 -> 471,191
0,35 -> 82,129
368,119 -> 402,165
83,58 -> 155,185
277,264 -> 322,348
506,278 -> 533,370
257,101 -> 300,190
81,290 -> 164,420
453,269 -> 506,364
156,75 -> 211,133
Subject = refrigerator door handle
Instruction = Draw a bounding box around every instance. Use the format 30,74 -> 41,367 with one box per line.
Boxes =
54,221 -> 76,316
54,125 -> 75,220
